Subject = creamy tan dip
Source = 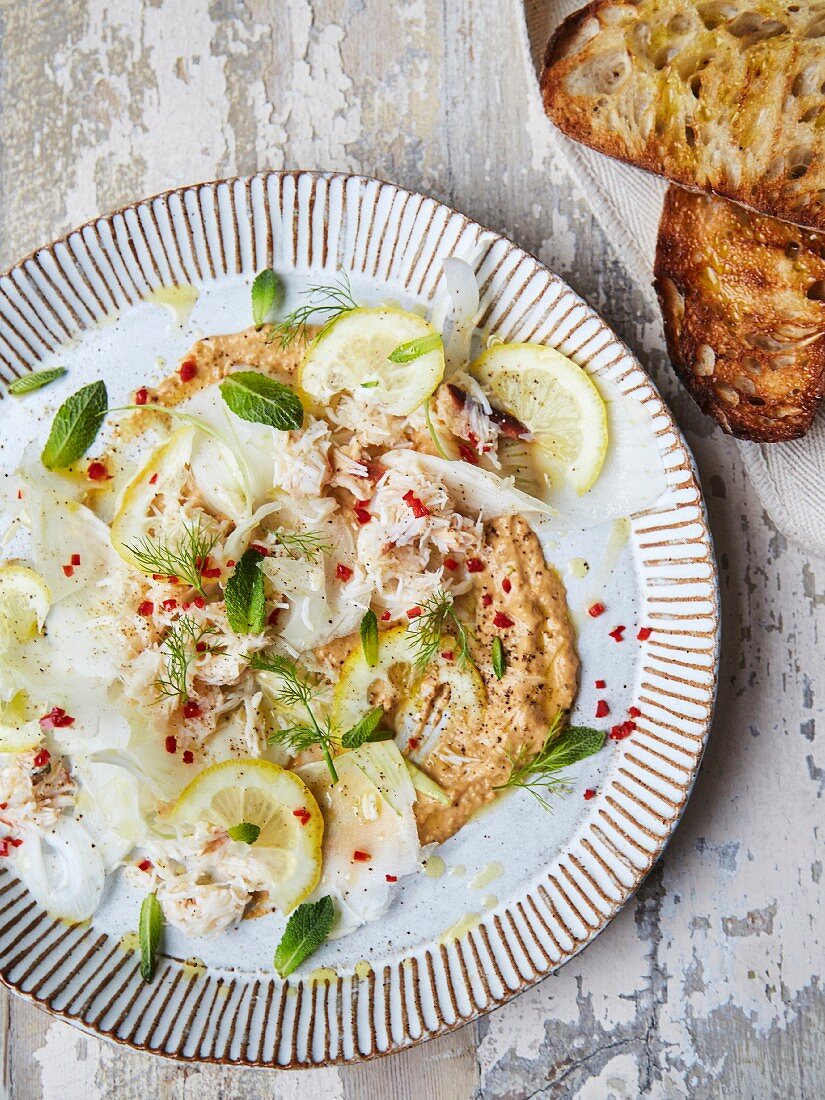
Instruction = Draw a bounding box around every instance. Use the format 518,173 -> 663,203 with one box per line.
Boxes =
151,328 -> 580,848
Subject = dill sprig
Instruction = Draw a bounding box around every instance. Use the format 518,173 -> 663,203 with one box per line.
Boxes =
125,519 -> 218,595
155,615 -> 223,705
274,527 -> 332,563
249,654 -> 338,783
266,274 -> 358,349
406,590 -> 474,670
494,714 -> 606,812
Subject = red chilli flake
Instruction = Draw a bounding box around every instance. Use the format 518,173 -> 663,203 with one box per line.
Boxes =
458,443 -> 479,465
293,808 -> 311,827
0,840 -> 9,858
353,850 -> 371,862
466,557 -> 484,573
183,701 -> 201,719
583,788 -> 597,801
149,473 -> 158,485
608,625 -> 625,642
406,606 -> 422,619
493,612 -> 514,629
588,602 -> 605,618
70,553 -> 81,567
193,595 -> 206,609
336,563 -> 353,582
637,626 -> 652,641
441,650 -> 455,661
354,504 -> 372,525
609,720 -> 636,742
179,358 -> 197,382
138,859 -> 153,872
407,737 -> 421,750
201,567 -> 222,579
402,489 -> 430,518
502,577 -> 512,593
165,735 -> 177,754
381,610 -> 391,621
629,706 -> 641,719
138,600 -> 154,616
385,874 -> 398,883
227,560 -> 235,568
182,750 -> 194,764
40,707 -> 74,730
595,700 -> 610,719
87,461 -> 110,481
195,642 -> 207,653
135,387 -> 149,406
249,543 -> 270,557
595,679 -> 606,690
8,837 -> 22,848
33,749 -> 51,769
444,558 -> 459,571
162,598 -> 178,612
62,565 -> 74,578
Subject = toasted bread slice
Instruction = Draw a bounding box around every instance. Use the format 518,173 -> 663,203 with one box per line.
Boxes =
541,1 -> 825,232
654,186 -> 825,441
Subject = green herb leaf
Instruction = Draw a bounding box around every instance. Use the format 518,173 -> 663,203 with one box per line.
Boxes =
9,367 -> 66,396
268,275 -> 358,349
139,892 -> 163,983
495,713 -> 606,812
360,609 -> 378,667
220,371 -> 303,431
491,636 -> 506,679
274,896 -> 335,977
41,380 -> 108,469
228,821 -> 261,844
406,590 -> 473,670
360,380 -> 379,388
388,333 -> 442,364
225,549 -> 266,634
340,706 -> 387,749
251,268 -> 284,329
542,724 -> 606,770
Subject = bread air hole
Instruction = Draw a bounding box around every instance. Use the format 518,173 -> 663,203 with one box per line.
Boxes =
727,12 -> 788,42
806,280 -> 825,300
805,12 -> 825,35
697,0 -> 740,30
792,66 -> 819,96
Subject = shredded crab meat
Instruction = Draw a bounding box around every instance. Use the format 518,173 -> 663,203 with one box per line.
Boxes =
0,753 -> 75,833
126,824 -> 272,938
272,417 -> 332,498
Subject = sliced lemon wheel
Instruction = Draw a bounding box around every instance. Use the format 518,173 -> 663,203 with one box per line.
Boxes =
469,343 -> 608,496
0,564 -> 50,648
0,690 -> 44,752
168,759 -> 323,913
299,307 -> 445,416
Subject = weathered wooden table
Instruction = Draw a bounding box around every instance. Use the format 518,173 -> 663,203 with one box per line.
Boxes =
0,2 -> 822,1097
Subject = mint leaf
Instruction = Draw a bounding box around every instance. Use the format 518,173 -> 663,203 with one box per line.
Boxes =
41,380 -> 108,469
360,609 -> 378,668
225,548 -> 266,633
228,821 -> 261,844
220,371 -> 303,431
543,725 -> 606,770
139,892 -> 163,982
9,367 -> 66,396
388,333 -> 442,364
252,268 -> 284,329
274,895 -> 335,977
491,636 -> 506,679
340,706 -> 389,749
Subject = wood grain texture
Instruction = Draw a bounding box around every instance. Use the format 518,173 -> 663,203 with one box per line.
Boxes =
0,0 -> 822,1098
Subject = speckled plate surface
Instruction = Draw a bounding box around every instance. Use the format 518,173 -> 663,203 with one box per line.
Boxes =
0,171 -> 718,1066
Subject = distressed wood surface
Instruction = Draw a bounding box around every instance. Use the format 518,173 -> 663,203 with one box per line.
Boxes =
0,1 -> 822,1097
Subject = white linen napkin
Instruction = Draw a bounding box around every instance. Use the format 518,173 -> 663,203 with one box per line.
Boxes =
521,0 -> 825,557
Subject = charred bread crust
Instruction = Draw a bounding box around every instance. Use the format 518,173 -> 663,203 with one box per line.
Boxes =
541,0 -> 825,232
654,185 -> 825,441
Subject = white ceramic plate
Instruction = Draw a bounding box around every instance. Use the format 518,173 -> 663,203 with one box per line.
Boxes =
0,172 -> 718,1066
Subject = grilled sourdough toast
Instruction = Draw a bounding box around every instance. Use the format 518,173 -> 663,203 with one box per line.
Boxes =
654,186 -> 825,441
541,1 -> 825,231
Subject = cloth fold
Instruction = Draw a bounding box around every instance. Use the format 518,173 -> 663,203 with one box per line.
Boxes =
521,0 -> 825,557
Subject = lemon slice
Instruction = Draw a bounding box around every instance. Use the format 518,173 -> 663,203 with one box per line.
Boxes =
470,343 -> 608,495
0,691 -> 44,752
168,759 -> 324,913
0,564 -> 50,647
299,307 -> 444,416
